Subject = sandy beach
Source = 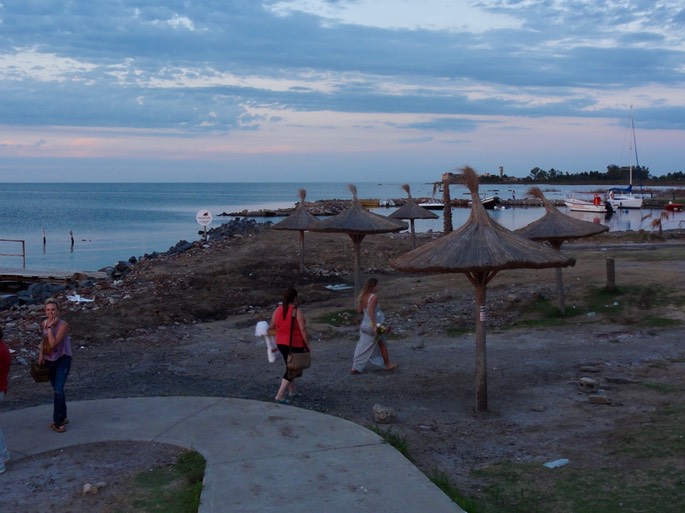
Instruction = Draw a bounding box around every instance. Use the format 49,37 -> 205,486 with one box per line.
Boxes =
1,225 -> 685,510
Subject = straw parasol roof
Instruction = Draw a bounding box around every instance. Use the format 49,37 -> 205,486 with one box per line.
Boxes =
389,184 -> 438,249
393,166 -> 575,412
312,184 -> 407,295
515,187 -> 609,246
272,189 -> 322,273
515,186 -> 608,313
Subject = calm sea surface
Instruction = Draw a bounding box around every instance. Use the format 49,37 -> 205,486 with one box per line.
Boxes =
0,182 -> 682,272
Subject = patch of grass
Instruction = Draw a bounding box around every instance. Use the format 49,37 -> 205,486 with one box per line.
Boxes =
582,285 -> 626,312
368,425 -> 410,459
429,469 -> 481,513
464,398 -> 685,513
511,295 -> 588,329
642,316 -> 682,328
117,450 -> 206,513
313,309 -> 358,327
586,284 -> 684,313
510,317 -> 567,329
502,283 -> 683,330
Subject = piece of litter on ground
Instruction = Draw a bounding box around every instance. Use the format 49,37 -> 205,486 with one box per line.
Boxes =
325,284 -> 353,291
67,294 -> 94,303
543,458 -> 569,468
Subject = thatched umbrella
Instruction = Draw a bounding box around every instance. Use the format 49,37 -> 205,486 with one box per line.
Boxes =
393,166 -> 575,412
312,184 -> 407,295
272,189 -> 322,273
515,187 -> 609,314
389,184 -> 438,249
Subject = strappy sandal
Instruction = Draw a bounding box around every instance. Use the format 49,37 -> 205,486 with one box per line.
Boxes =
50,423 -> 67,433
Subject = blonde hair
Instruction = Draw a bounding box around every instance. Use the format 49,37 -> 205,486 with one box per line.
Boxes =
355,278 -> 378,309
45,298 -> 60,310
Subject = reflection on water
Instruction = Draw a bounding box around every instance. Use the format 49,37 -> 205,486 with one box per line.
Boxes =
565,207 -> 684,232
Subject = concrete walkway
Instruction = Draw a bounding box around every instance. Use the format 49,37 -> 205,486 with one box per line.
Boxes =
1,397 -> 464,512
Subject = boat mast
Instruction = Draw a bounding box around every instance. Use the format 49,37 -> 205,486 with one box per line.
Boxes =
629,106 -> 640,186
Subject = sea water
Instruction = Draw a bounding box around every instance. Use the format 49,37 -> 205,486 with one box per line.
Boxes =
0,182 -> 681,272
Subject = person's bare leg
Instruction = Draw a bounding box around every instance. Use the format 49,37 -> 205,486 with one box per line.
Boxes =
378,341 -> 397,370
275,378 -> 291,400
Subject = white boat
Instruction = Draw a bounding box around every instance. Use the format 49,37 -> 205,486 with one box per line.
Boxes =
606,108 -> 644,210
564,195 -> 608,213
606,186 -> 642,209
418,200 -> 445,210
468,195 -> 501,210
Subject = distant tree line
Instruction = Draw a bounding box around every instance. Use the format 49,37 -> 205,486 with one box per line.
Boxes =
479,166 -> 684,184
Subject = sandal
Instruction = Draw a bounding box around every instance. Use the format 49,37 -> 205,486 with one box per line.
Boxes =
384,363 -> 398,371
350,369 -> 362,375
50,423 -> 67,433
274,398 -> 290,405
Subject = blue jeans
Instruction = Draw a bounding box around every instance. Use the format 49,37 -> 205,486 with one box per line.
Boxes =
45,356 -> 71,427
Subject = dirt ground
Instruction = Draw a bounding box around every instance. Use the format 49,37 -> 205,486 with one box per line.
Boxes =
1,226 -> 685,511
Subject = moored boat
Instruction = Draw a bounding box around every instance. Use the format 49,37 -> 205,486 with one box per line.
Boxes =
664,201 -> 683,212
564,194 -> 611,213
606,108 -> 644,210
418,200 -> 445,210
606,185 -> 643,209
468,195 -> 501,210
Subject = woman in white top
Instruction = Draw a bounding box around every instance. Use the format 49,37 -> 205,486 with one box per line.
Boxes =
351,278 -> 397,374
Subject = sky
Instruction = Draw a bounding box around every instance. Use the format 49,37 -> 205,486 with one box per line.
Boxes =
0,0 -> 684,182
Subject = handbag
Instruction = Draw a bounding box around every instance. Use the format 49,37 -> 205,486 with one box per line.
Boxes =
31,361 -> 50,383
287,352 -> 311,371
286,306 -> 311,371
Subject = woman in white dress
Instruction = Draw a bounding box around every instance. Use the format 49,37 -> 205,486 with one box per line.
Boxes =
351,278 -> 398,374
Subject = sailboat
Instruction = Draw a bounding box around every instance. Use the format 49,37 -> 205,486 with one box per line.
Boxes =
606,107 -> 643,209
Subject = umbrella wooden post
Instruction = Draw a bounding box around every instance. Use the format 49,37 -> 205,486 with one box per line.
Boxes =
410,219 -> 417,249
298,230 -> 305,274
555,267 -> 566,315
442,178 -> 453,233
606,257 -> 615,291
472,273 -> 489,412
472,269 -> 498,411
349,233 -> 366,297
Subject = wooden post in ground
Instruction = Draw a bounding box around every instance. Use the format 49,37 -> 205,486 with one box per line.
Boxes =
606,257 -> 616,291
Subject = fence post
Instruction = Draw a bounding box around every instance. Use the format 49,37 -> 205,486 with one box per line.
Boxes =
606,257 -> 615,291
